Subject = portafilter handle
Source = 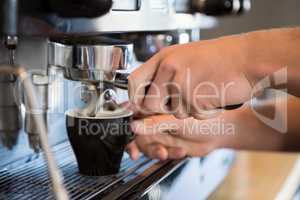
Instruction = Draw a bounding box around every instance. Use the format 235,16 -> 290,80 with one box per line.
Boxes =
113,72 -> 130,90
114,72 -> 244,111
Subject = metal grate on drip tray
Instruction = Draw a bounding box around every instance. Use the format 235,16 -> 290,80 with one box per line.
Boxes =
0,141 -> 155,200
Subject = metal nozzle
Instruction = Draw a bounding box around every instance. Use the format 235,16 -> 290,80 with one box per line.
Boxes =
24,74 -> 49,152
0,74 -> 22,149
5,35 -> 18,65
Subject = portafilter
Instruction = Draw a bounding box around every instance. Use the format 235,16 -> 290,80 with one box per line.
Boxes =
48,36 -> 133,86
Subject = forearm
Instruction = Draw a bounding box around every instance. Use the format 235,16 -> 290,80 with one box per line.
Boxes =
242,28 -> 300,97
220,91 -> 300,151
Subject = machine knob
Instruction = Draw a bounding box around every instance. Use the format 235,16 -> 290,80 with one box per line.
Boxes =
192,0 -> 251,16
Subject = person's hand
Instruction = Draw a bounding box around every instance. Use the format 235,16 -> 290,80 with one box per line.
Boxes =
128,35 -> 253,119
126,92 -> 300,160
129,28 -> 300,119
126,114 -> 220,160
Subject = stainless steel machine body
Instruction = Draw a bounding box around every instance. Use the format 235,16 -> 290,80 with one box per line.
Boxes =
0,0 -> 250,199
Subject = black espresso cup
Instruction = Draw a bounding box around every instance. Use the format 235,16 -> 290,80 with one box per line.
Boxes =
66,109 -> 133,176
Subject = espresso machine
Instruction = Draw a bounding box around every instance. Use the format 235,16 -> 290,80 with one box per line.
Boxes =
0,0 -> 251,199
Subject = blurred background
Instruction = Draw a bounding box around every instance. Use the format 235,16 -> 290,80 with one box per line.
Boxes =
201,0 -> 300,39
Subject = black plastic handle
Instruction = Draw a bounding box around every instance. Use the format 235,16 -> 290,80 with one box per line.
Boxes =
192,0 -> 251,16
114,72 -> 243,111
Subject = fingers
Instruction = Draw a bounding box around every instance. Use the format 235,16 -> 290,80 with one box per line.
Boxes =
129,51 -> 185,118
120,101 -> 147,118
134,134 -> 213,160
167,147 -> 187,159
141,144 -> 187,160
130,115 -> 183,136
125,142 -> 140,160
130,114 -> 219,160
130,115 -> 186,160
145,144 -> 169,160
169,78 -> 190,119
190,107 -> 223,120
130,134 -> 169,160
139,143 -> 187,160
142,59 -> 176,114
128,53 -> 162,108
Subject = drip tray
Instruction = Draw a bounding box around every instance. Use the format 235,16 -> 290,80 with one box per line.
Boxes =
0,142 -> 158,200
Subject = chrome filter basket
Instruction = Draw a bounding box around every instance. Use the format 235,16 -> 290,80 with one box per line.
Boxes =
48,36 -> 133,83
